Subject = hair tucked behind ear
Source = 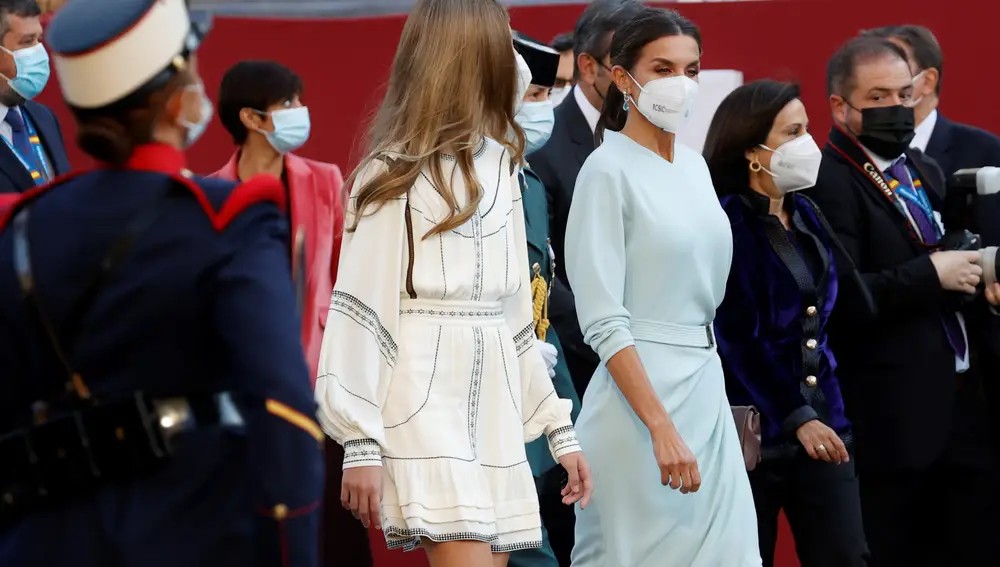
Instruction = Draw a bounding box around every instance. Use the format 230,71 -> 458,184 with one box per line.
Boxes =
594,7 -> 703,146
69,70 -> 194,166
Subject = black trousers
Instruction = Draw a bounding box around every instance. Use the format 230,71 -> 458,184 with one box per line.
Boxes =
858,375 -> 999,567
321,439 -> 373,567
750,445 -> 869,567
538,465 -> 576,567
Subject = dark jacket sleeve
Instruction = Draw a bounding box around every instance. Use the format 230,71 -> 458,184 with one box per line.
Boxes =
212,202 -> 324,567
715,250 -> 818,437
806,163 -> 942,322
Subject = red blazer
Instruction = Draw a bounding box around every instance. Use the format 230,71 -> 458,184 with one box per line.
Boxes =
210,152 -> 344,383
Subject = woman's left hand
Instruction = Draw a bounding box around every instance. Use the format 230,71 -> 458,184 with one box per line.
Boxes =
984,282 -> 1000,306
557,452 -> 594,509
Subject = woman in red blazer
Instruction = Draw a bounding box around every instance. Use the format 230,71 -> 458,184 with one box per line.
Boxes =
210,61 -> 369,567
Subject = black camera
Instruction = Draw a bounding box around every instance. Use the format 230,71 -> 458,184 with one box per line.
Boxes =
944,167 -> 1000,288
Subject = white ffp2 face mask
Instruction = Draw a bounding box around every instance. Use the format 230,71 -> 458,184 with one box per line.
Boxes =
626,72 -> 699,133
759,134 -> 822,194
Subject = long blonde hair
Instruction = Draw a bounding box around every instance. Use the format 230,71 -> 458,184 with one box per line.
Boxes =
347,0 -> 526,238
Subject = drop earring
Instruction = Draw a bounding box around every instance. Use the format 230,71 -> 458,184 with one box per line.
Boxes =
749,155 -> 762,172
623,92 -> 629,111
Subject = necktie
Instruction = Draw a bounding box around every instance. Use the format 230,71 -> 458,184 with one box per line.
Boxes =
4,108 -> 44,182
888,158 -> 937,244
887,158 -> 967,360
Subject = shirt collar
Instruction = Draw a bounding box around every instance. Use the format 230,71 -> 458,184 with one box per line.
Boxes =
573,84 -> 602,134
0,103 -> 11,124
910,108 -> 938,153
860,143 -> 900,173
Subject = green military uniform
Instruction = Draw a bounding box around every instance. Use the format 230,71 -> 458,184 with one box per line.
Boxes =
510,166 -> 582,567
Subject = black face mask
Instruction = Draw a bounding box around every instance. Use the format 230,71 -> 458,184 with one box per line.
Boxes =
854,104 -> 916,160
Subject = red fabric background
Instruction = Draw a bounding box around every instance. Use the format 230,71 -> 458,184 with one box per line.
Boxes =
37,0 -> 1000,177
35,1 -> 997,565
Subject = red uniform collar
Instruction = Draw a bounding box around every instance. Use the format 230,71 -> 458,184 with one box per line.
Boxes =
114,143 -> 187,174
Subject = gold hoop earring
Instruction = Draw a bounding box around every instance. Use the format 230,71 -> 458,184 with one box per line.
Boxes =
749,157 -> 762,172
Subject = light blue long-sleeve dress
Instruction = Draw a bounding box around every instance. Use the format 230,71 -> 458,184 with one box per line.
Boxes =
566,131 -> 761,567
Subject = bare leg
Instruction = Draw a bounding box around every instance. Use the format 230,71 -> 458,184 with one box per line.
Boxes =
492,552 -> 510,567
425,540 -> 494,567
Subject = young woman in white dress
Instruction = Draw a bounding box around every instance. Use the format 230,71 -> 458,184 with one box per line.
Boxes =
565,7 -> 762,567
314,1 -> 592,566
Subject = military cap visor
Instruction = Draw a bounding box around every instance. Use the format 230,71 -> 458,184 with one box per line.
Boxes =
513,32 -> 559,88
45,0 -> 212,109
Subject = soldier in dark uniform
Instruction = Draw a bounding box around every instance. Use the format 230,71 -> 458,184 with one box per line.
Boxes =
0,1 -> 323,566
511,32 -> 582,567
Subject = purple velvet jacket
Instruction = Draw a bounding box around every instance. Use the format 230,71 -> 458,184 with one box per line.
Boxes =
716,192 -> 851,448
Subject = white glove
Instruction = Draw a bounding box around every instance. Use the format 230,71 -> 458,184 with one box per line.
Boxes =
536,339 -> 558,378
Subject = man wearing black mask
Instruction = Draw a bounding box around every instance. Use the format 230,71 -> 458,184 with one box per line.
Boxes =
806,36 -> 999,567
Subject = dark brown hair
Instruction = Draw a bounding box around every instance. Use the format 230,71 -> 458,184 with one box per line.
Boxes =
70,70 -> 196,166
703,80 -> 801,197
595,6 -> 702,145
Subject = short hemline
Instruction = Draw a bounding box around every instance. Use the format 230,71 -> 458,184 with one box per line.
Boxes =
385,526 -> 543,554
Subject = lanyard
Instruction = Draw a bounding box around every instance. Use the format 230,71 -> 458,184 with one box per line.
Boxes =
883,165 -> 939,237
3,111 -> 51,185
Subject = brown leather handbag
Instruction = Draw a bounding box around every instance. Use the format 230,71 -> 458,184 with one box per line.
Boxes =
731,406 -> 762,471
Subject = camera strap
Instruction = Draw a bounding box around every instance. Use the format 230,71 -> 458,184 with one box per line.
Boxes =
12,185 -> 178,406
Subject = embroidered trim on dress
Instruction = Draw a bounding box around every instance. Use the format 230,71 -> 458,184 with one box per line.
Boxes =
468,327 -> 485,457
513,324 -> 534,356
547,426 -> 581,459
343,439 -> 382,467
385,526 -> 542,554
471,209 -> 484,301
330,291 -> 397,366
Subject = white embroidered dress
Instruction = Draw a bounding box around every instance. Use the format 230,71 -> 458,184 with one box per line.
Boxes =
316,138 -> 580,553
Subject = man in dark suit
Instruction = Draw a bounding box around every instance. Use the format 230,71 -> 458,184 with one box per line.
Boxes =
0,0 -> 69,194
528,0 -> 643,397
865,25 -> 1000,247
806,36 -> 999,567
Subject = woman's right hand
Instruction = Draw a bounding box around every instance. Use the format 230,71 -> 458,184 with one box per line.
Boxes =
650,423 -> 701,493
795,420 -> 849,464
341,466 -> 383,530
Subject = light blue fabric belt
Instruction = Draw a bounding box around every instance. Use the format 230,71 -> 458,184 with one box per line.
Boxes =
630,319 -> 715,349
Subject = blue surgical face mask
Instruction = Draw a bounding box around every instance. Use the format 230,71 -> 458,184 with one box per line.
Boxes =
180,82 -> 213,148
515,99 -> 554,154
2,43 -> 50,101
258,106 -> 311,154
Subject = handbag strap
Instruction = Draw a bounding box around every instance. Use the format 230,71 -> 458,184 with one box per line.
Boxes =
12,185 -> 177,405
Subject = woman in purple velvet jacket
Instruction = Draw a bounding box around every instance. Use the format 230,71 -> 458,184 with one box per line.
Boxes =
703,80 -> 870,567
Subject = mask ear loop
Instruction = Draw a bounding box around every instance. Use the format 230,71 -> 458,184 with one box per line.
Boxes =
623,70 -> 643,112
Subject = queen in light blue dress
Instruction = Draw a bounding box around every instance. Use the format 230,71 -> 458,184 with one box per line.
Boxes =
566,130 -> 761,567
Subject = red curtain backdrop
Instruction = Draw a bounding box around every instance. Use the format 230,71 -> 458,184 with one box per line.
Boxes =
33,1 -> 997,565
37,0 -> 1000,176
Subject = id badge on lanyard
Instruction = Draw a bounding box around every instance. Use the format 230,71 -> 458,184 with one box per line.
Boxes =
3,114 -> 51,185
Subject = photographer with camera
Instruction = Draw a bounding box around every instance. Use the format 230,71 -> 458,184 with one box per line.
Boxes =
806,36 -> 999,567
